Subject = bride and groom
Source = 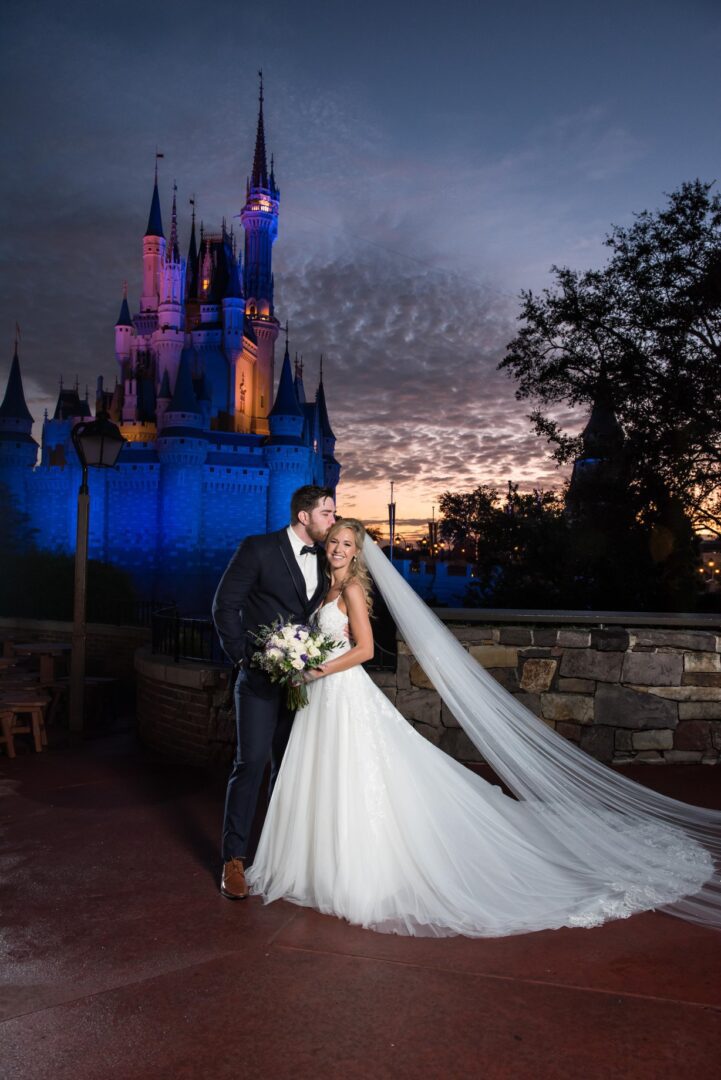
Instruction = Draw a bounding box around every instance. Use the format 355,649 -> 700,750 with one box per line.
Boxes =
213,486 -> 721,938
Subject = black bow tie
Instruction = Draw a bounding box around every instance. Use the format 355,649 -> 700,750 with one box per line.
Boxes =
300,544 -> 321,556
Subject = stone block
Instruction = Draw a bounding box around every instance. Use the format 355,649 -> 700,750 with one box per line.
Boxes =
486,667 -> 520,692
533,629 -> 558,646
664,750 -> 704,763
369,670 -> 396,688
557,678 -> 595,693
409,661 -> 434,690
439,727 -> 484,763
395,689 -> 441,728
614,729 -> 633,752
633,751 -> 664,763
631,630 -> 719,652
682,673 -> 721,687
678,702 -> 721,719
452,627 -> 498,645
520,658 -> 557,693
714,726 -> 721,751
595,684 -> 678,729
674,721 -> 712,751
441,702 -> 460,728
560,650 -> 624,682
557,630 -> 591,648
379,687 -> 397,706
579,725 -> 614,763
519,647 -> 554,658
541,692 -> 594,723
684,651 -> 721,673
413,721 -> 441,747
632,729 -> 674,751
621,651 -> 682,686
702,752 -> 720,765
591,628 -> 630,652
396,652 -> 412,690
397,641 -> 412,655
513,692 -> 542,716
636,685 -> 721,701
498,627 -> 532,645
469,645 -> 519,668
556,721 -> 581,742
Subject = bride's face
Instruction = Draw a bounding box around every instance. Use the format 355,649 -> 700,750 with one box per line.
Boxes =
327,528 -> 357,575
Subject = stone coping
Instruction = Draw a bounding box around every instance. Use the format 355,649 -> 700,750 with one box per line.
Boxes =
431,608 -> 721,627
135,647 -> 228,690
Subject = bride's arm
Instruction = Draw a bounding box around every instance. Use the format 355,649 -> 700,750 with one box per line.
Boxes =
308,582 -> 374,678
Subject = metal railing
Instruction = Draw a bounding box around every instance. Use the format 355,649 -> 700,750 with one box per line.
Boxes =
151,608 -> 229,665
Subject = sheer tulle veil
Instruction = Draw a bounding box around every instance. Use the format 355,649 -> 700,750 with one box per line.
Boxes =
363,536 -> 721,931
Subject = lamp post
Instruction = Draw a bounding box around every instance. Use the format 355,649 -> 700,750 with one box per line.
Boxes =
388,481 -> 396,566
69,412 -> 125,734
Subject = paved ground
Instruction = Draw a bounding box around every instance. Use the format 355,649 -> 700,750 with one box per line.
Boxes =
2,730 -> 721,1080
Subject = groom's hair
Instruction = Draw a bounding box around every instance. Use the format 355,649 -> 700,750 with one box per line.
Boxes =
291,485 -> 334,522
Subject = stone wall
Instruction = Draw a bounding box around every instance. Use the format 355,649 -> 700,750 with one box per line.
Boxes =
373,622 -> 721,765
135,648 -> 232,765
134,616 -> 721,768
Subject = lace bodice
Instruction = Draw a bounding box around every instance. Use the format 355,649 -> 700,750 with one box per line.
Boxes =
316,596 -> 351,659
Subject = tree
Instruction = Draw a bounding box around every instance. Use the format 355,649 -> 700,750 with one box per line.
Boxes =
439,484 -> 573,607
500,181 -> 721,542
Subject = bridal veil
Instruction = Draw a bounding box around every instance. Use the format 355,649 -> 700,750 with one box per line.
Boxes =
363,536 -> 721,931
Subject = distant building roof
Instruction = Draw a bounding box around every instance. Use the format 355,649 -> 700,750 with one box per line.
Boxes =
0,347 -> 33,423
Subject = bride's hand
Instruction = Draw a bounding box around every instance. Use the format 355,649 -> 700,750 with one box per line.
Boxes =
303,666 -> 326,683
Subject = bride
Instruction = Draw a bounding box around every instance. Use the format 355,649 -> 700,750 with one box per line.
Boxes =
246,519 -> 721,937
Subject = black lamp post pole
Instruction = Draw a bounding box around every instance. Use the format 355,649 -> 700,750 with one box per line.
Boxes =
70,454 -> 90,734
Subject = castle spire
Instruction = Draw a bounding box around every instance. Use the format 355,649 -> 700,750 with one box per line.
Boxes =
251,69 -> 269,189
316,357 -> 335,440
0,340 -> 33,423
269,339 -> 303,419
185,197 -> 198,299
167,182 -> 180,262
145,161 -> 164,238
115,281 -> 133,327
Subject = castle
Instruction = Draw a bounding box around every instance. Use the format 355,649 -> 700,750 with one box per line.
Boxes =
0,82 -> 340,609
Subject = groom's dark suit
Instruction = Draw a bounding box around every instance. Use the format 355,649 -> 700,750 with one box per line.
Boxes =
213,528 -> 328,861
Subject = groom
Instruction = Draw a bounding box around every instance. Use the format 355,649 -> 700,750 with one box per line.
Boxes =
212,485 -> 336,899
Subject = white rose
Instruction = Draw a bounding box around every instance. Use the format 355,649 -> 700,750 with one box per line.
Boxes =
291,658 -> 304,670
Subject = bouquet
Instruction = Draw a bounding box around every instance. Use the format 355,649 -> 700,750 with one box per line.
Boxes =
250,615 -> 342,710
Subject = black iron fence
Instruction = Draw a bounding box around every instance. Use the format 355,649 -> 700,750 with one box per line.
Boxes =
151,608 -> 229,665
151,604 -> 399,671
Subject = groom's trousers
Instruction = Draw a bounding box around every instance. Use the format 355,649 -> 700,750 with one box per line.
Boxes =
221,672 -> 295,861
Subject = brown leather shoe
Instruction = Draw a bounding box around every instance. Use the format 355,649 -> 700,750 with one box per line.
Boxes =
220,857 -> 249,900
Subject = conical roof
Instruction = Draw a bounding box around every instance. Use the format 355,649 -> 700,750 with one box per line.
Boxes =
269,344 -> 303,418
316,376 -> 335,440
168,353 -> 200,413
115,291 -> 133,327
158,369 -> 172,399
0,346 -> 33,422
145,176 -> 164,238
251,73 -> 269,189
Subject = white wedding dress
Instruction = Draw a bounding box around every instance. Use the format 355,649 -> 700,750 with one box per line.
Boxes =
246,593 -> 714,938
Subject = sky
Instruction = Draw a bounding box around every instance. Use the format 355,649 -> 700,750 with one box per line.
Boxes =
2,0 -> 721,536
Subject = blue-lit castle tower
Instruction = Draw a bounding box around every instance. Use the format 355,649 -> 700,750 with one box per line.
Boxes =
0,83 -> 340,608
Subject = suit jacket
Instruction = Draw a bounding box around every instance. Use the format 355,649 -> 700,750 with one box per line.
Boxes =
212,528 -> 328,697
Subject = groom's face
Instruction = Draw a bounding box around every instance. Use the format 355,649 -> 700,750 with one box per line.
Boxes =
302,497 -> 336,542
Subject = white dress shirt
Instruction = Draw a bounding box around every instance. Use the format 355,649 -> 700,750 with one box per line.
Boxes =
286,525 -> 320,600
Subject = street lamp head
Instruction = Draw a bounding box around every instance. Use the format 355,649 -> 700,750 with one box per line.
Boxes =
71,412 -> 125,471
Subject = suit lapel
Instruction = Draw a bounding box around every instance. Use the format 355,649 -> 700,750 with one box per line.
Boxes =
277,530 -> 309,610
308,549 -> 329,613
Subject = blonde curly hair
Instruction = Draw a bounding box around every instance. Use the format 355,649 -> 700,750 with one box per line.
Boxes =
325,518 -> 373,614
